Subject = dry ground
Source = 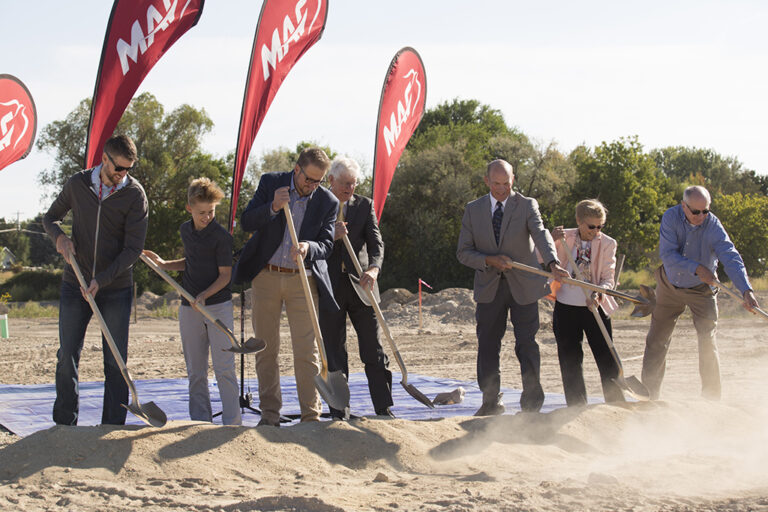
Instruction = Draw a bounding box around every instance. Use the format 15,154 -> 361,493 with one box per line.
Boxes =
1,288 -> 767,511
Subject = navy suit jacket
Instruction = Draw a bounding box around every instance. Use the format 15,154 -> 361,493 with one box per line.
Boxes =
233,171 -> 340,312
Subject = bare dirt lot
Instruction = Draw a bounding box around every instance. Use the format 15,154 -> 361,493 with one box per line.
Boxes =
1,288 -> 767,511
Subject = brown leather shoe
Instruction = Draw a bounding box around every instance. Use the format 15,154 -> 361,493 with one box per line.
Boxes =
257,417 -> 280,427
474,393 -> 505,416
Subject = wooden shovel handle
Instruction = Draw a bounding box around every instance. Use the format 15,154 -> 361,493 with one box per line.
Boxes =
713,281 -> 768,320
282,204 -> 330,378
341,235 -> 410,383
68,251 -> 139,398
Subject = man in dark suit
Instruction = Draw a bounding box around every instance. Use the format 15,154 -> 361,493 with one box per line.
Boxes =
319,157 -> 393,420
234,147 -> 339,426
457,159 -> 569,415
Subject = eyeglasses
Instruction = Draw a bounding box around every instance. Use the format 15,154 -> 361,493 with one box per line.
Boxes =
684,202 -> 709,216
298,166 -> 324,185
106,152 -> 136,173
585,223 -> 605,230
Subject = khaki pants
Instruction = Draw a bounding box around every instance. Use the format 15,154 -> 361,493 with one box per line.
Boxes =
251,268 -> 321,423
642,266 -> 720,400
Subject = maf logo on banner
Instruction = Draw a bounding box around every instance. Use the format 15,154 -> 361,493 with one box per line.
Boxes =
382,68 -> 423,157
0,75 -> 37,172
259,0 -> 325,81
116,0 -> 197,75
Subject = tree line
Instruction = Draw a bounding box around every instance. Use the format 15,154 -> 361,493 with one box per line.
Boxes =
5,94 -> 765,294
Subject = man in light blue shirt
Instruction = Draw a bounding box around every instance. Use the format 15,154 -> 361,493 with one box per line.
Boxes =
642,186 -> 759,400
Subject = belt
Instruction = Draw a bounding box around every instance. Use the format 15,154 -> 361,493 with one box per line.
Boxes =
266,264 -> 299,274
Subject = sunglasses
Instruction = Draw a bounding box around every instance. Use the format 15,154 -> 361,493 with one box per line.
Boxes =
106,152 -> 136,173
585,223 -> 605,230
298,166 -> 324,185
684,202 -> 709,216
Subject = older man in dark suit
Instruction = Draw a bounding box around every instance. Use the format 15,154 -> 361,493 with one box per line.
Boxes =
457,159 -> 569,414
319,157 -> 393,420
234,147 -> 339,426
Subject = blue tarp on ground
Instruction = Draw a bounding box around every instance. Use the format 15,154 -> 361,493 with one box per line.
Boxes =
0,373 -> 593,437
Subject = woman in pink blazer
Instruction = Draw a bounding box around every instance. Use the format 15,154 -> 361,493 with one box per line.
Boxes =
550,199 -> 625,406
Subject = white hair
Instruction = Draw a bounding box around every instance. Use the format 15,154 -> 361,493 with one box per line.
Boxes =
683,185 -> 711,204
329,156 -> 361,180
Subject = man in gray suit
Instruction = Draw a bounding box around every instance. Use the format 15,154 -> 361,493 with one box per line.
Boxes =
457,159 -> 568,414
319,157 -> 393,419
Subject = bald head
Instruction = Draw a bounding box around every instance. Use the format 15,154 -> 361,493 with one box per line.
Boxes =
484,159 -> 515,202
683,185 -> 711,204
486,159 -> 514,178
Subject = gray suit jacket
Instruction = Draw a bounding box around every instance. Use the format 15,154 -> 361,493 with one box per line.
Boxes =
457,192 -> 558,304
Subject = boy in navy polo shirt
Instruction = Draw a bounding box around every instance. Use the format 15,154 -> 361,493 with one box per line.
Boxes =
143,178 -> 241,425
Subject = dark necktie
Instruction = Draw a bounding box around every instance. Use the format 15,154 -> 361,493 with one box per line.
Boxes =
493,201 -> 503,244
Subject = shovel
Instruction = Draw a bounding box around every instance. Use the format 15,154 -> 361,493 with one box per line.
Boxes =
68,251 -> 167,427
341,235 -> 435,409
712,280 -> 768,321
505,260 -> 656,317
282,204 -> 350,411
140,253 -> 266,354
558,239 -> 650,401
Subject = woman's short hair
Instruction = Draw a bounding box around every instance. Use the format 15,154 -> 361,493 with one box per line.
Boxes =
575,199 -> 607,223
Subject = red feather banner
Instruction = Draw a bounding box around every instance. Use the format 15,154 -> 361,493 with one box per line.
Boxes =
372,47 -> 427,222
228,0 -> 329,233
85,0 -> 205,168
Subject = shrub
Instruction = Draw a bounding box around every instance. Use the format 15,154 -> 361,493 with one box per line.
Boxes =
7,302 -> 58,318
0,270 -> 62,301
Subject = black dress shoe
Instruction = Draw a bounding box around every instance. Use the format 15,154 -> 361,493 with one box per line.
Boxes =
375,408 -> 396,418
474,394 -> 505,416
330,406 -> 351,421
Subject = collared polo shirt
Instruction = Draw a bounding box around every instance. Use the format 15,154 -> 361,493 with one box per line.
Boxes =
180,218 -> 233,306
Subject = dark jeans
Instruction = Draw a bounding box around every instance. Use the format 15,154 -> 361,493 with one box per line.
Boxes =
319,275 -> 393,415
53,280 -> 132,425
552,301 -> 625,406
475,277 -> 544,412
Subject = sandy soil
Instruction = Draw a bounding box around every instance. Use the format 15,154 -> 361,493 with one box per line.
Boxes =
1,288 -> 767,511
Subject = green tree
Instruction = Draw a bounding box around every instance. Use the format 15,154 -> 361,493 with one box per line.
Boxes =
565,137 -> 675,269
712,192 -> 768,277
0,218 -> 31,265
651,146 -> 763,196
408,98 -> 514,169
379,144 -> 477,290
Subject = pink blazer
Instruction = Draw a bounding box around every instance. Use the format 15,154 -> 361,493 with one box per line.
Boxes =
549,228 -> 620,316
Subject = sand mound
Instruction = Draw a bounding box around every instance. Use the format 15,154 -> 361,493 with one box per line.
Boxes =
2,399 -> 768,511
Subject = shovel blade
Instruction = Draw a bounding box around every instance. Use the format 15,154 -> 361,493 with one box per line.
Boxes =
314,371 -> 350,411
124,401 -> 167,428
631,285 -> 657,317
400,381 -> 435,409
613,375 -> 651,402
225,337 -> 267,354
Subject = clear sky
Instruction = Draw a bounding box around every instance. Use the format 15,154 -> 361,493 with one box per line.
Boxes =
1,1 -> 766,220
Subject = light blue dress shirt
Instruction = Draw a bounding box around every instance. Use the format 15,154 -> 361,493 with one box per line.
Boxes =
659,204 -> 751,294
268,175 -> 312,271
